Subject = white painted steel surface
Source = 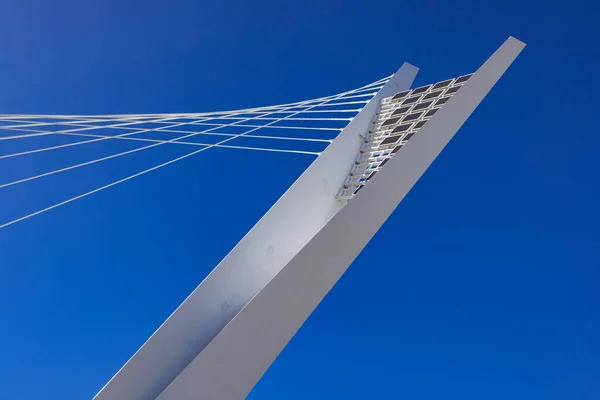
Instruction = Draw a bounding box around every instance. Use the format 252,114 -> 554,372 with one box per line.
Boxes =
155,37 -> 525,400
94,65 -> 418,400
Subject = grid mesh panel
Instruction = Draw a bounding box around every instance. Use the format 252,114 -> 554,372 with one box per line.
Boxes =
336,73 -> 473,200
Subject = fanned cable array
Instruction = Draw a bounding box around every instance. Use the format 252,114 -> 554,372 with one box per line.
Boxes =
336,73 -> 473,200
0,76 -> 390,229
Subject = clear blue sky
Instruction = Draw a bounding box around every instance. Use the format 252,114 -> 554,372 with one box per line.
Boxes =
1,0 -> 599,399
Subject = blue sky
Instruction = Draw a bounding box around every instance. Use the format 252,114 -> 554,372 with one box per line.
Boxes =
0,0 -> 599,399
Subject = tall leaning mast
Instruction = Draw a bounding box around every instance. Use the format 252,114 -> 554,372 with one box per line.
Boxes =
95,36 -> 525,400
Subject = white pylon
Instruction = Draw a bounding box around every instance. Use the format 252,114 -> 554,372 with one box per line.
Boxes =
95,36 -> 525,400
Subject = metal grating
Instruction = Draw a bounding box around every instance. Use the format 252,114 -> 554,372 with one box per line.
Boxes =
336,73 -> 473,200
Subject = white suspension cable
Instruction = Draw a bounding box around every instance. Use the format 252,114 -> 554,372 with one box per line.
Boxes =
0,114 -> 199,144
0,108 -> 360,131
0,126 -> 332,150
0,80 -> 376,229
0,81 -> 358,189
0,82 -> 382,158
0,77 -> 387,123
0,111 -> 280,186
0,110 -> 265,158
0,120 -> 343,138
175,123 -> 341,132
0,141 -> 321,189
